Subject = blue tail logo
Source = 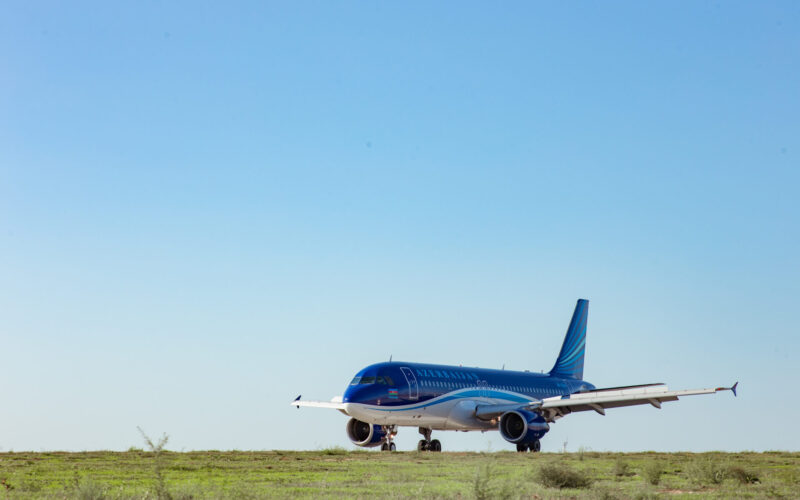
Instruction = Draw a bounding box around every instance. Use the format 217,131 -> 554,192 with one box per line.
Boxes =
549,299 -> 589,380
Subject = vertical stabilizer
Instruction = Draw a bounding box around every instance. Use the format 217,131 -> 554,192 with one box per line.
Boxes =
549,299 -> 588,380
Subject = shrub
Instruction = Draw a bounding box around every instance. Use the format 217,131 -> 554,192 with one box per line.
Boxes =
536,463 -> 592,489
727,466 -> 759,484
138,427 -> 172,500
641,461 -> 663,485
593,486 -> 620,500
473,464 -> 492,500
687,459 -> 727,485
74,476 -> 106,500
472,464 -> 515,500
633,490 -> 660,500
613,459 -> 632,477
320,446 -> 347,456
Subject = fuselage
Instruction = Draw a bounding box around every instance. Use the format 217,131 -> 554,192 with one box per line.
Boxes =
342,361 -> 596,430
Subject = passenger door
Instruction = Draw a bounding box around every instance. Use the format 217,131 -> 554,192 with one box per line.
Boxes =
400,367 -> 419,401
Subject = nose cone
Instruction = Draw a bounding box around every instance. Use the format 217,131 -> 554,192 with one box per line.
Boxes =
343,384 -> 364,403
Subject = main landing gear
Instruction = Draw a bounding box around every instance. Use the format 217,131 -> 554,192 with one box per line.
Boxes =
417,427 -> 441,452
516,439 -> 541,453
380,425 -> 398,452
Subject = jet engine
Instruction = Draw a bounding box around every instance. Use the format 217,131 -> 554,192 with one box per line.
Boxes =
346,418 -> 387,448
498,410 -> 550,444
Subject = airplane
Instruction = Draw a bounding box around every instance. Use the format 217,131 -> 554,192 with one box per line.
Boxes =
292,299 -> 737,452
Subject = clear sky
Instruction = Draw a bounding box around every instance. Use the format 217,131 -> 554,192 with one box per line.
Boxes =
1,1 -> 798,452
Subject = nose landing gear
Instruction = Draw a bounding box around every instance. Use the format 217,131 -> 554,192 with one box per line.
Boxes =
380,425 -> 398,452
416,427 -> 442,452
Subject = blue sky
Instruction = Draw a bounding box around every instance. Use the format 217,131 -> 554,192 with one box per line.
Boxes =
1,1 -> 798,452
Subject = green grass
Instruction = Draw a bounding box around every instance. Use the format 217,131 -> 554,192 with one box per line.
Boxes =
0,450 -> 797,499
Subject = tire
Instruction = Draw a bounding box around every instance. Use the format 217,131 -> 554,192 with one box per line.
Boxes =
516,443 -> 528,452
532,440 -> 541,452
417,440 -> 428,452
381,442 -> 389,451
430,439 -> 441,452
389,442 -> 396,452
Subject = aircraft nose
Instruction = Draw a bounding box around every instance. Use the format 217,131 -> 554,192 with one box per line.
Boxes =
343,385 -> 362,403
344,384 -> 374,403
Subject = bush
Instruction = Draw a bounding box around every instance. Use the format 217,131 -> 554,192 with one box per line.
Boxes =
687,459 -> 727,485
320,446 -> 347,456
613,459 -> 632,477
472,464 -> 516,500
74,476 -> 106,500
593,486 -> 620,500
727,466 -> 759,484
138,427 -> 172,500
536,463 -> 592,489
473,464 -> 492,500
641,461 -> 663,485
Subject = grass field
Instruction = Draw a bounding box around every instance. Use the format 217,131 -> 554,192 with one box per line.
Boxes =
0,450 -> 797,499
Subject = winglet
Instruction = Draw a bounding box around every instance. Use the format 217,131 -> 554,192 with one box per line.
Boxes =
293,395 -> 301,408
715,382 -> 738,397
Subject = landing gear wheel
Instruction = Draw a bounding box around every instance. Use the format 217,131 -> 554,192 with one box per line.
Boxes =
418,427 -> 437,452
380,425 -> 398,452
531,440 -> 541,452
516,443 -> 529,452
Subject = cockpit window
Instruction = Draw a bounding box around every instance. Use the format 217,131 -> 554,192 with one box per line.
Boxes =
351,374 -> 396,385
374,376 -> 395,385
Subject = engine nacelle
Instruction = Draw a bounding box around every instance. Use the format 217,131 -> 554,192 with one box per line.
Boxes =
346,418 -> 387,448
499,410 -> 550,444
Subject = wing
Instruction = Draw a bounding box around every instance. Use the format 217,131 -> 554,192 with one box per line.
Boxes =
539,382 -> 738,422
473,382 -> 737,422
290,395 -> 347,411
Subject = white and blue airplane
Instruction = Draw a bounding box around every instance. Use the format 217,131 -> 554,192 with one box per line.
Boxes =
293,299 -> 737,452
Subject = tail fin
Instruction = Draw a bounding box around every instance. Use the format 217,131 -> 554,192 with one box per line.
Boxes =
549,299 -> 589,380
